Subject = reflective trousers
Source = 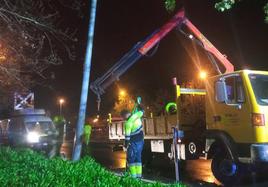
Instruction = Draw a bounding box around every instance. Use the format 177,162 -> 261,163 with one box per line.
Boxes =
127,140 -> 144,178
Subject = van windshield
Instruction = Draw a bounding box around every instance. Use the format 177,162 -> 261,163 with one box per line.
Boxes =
249,74 -> 268,105
26,121 -> 55,132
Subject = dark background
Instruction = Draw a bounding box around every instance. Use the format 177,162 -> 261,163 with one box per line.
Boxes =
34,0 -> 268,121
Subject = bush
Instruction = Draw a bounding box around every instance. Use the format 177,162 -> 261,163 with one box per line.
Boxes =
0,147 -> 185,187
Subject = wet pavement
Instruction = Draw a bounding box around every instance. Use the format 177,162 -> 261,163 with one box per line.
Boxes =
60,139 -> 268,187
60,140 -> 220,186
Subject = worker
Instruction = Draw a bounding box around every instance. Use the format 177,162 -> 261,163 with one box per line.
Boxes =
82,123 -> 92,156
83,123 -> 92,146
121,108 -> 144,178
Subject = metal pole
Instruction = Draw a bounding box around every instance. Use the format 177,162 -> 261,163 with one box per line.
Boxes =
172,78 -> 180,182
173,128 -> 180,182
60,103 -> 62,116
72,0 -> 98,161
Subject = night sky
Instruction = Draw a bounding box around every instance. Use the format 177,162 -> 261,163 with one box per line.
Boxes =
35,0 -> 268,121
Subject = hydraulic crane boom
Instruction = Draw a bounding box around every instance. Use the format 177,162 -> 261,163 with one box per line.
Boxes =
90,10 -> 185,104
182,19 -> 234,73
90,9 -> 234,109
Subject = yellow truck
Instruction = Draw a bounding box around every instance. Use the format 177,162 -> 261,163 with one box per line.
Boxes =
203,70 -> 268,183
90,9 -> 268,185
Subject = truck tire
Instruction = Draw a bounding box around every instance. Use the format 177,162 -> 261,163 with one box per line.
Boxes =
211,151 -> 240,185
185,141 -> 199,159
142,149 -> 153,168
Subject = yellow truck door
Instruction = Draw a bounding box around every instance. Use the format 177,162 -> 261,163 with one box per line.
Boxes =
206,73 -> 253,143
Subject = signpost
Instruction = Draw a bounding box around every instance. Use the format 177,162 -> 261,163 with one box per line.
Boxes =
14,92 -> 34,110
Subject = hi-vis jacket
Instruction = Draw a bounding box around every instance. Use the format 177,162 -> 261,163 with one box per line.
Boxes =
125,111 -> 144,142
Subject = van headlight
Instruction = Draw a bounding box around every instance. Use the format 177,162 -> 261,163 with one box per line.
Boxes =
27,132 -> 40,143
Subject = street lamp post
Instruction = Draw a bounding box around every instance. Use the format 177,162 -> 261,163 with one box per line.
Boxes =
59,98 -> 65,116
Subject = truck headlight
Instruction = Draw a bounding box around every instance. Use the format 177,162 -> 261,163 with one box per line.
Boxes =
27,132 -> 40,143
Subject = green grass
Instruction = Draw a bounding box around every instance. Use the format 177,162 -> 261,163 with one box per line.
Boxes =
0,147 -> 186,187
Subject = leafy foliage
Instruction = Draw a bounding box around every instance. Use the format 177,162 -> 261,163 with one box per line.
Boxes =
165,0 -> 176,12
214,0 -> 235,12
215,0 -> 268,23
150,89 -> 174,116
216,0 -> 268,23
0,147 -> 185,186
164,0 -> 268,23
264,3 -> 268,23
113,90 -> 135,115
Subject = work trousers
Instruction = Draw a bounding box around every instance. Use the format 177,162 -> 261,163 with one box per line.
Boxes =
127,140 -> 144,178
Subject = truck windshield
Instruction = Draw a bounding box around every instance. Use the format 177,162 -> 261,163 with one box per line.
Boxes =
249,74 -> 268,105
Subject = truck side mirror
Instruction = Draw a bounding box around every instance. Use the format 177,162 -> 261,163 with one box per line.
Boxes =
215,80 -> 227,103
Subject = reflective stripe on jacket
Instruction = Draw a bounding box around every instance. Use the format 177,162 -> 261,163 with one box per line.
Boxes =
125,111 -> 143,141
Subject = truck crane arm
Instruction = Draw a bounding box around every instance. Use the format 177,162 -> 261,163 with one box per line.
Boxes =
90,10 -> 185,109
90,9 -> 234,110
181,19 -> 234,74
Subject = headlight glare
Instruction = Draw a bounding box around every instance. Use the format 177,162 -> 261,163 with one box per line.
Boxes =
27,132 -> 39,143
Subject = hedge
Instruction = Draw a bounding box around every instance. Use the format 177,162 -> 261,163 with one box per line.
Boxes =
0,147 -> 185,187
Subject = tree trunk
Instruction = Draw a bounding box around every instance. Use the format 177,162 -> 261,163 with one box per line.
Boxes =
72,0 -> 97,161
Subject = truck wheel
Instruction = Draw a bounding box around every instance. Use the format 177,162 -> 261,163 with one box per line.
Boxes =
184,140 -> 203,160
211,151 -> 240,185
188,142 -> 197,155
142,149 -> 153,168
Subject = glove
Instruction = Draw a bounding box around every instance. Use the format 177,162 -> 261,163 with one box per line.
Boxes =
137,96 -> 142,105
124,139 -> 130,149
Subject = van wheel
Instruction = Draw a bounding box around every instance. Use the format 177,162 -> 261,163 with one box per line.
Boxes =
211,151 -> 240,185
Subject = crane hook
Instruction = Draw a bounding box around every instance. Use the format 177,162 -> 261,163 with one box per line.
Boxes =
97,94 -> 101,112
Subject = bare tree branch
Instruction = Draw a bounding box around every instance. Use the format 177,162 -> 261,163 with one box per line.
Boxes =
0,0 -> 82,109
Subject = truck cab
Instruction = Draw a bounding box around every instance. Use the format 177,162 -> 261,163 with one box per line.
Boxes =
204,70 -> 268,184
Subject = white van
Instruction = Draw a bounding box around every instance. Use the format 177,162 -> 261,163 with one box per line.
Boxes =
3,109 -> 58,157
